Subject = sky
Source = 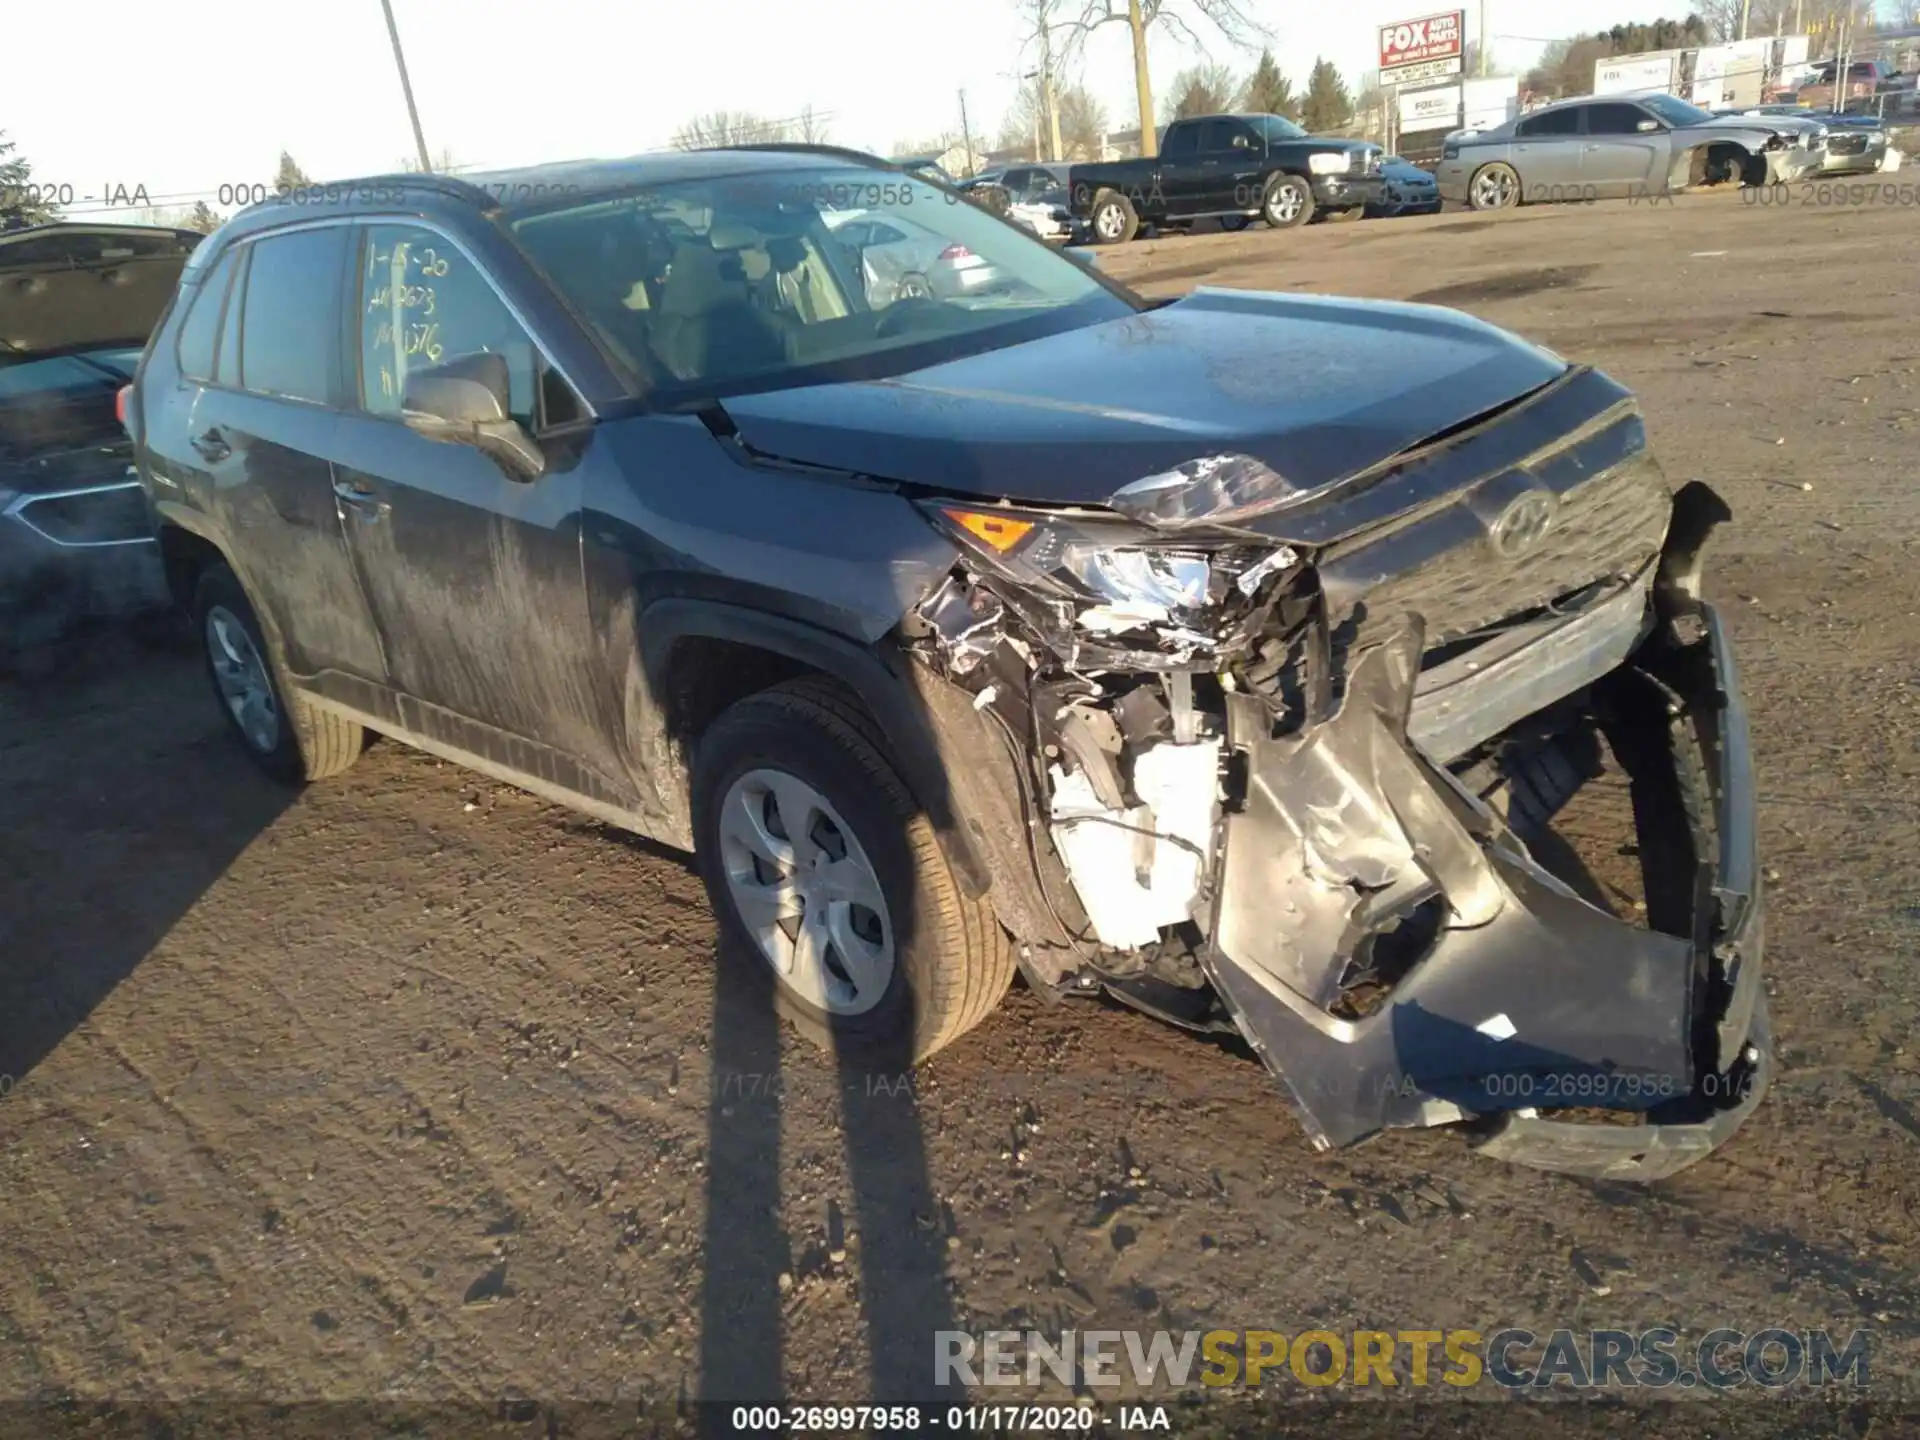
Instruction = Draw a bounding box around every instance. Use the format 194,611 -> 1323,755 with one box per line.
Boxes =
12,0 -> 1703,217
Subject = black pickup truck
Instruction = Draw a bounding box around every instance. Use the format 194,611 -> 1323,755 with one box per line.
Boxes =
1068,113 -> 1385,242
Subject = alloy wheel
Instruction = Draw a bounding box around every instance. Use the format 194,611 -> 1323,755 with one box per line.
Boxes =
1472,168 -> 1517,209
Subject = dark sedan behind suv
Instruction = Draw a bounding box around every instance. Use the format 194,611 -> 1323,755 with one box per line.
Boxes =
128,147 -> 1768,1181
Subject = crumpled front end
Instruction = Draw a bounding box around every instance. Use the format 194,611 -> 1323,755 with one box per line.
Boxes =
904,365 -> 1768,1182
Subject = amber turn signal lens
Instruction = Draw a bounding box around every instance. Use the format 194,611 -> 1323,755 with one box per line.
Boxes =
943,508 -> 1034,553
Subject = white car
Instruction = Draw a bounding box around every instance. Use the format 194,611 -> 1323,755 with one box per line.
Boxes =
821,209 -> 1008,304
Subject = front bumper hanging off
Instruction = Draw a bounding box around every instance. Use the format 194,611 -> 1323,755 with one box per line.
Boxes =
1204,483 -> 1768,1183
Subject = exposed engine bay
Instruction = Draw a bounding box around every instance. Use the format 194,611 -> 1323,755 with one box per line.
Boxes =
901,372 -> 1768,1182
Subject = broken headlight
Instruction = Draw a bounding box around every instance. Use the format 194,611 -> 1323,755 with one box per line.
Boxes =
922,502 -> 1295,623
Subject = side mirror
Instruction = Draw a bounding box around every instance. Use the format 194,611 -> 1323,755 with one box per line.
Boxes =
401,351 -> 544,480
1636,118 -> 1662,132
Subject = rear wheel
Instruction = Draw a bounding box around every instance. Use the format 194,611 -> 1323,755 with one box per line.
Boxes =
193,564 -> 363,783
1261,173 -> 1314,228
1469,162 -> 1521,210
1089,189 -> 1139,244
692,677 -> 1015,1065
1218,214 -> 1251,232
894,271 -> 933,301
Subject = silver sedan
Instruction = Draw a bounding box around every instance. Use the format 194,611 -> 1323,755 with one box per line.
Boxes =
1437,91 -> 1827,210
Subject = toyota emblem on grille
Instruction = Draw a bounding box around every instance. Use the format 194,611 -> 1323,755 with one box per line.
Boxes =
1491,490 -> 1557,556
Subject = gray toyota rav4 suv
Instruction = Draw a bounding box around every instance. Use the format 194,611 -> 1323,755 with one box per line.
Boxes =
127,147 -> 1768,1181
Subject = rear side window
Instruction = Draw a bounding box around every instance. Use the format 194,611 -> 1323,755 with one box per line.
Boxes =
357,223 -> 539,429
238,227 -> 347,404
174,250 -> 237,381
1161,123 -> 1200,158
1517,107 -> 1582,137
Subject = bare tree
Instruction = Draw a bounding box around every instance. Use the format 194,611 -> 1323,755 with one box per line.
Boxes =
795,105 -> 832,144
671,111 -> 795,149
1165,60 -> 1240,119
1697,0 -> 1867,40
394,145 -> 464,173
1063,0 -> 1270,157
1056,83 -> 1110,159
997,74 -> 1110,159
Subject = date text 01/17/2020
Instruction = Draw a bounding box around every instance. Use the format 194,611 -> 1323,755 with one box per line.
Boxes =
725,1404 -> 1171,1431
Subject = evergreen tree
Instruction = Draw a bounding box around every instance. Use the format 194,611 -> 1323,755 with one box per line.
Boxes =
0,132 -> 59,230
1241,49 -> 1300,120
1300,57 -> 1353,134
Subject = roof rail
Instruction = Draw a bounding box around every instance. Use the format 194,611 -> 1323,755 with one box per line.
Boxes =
709,142 -> 895,168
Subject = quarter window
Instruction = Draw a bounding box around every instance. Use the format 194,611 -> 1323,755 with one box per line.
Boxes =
215,247 -> 248,389
357,223 -> 538,429
237,227 -> 345,404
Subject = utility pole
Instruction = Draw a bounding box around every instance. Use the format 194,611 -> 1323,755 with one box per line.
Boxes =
1739,0 -> 1751,39
379,0 -> 433,173
958,89 -> 977,177
1478,0 -> 1488,76
1127,0 -> 1158,157
1039,16 -> 1064,162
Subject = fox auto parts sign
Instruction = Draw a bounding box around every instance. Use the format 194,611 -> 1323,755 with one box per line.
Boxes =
1380,10 -> 1464,85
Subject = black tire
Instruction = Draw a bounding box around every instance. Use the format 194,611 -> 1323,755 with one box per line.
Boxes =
691,676 -> 1016,1066
1261,173 -> 1314,228
895,271 -> 933,301
192,564 -> 364,784
1218,214 -> 1251,232
1089,188 -> 1139,244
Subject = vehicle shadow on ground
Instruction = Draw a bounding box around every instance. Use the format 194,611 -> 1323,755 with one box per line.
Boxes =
0,623 -> 294,1091
696,685 -> 966,1420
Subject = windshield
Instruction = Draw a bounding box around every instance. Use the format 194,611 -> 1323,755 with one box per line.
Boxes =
509,165 -> 1132,402
1640,93 -> 1713,127
1255,115 -> 1310,141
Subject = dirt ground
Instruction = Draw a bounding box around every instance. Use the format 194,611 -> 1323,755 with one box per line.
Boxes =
3,189 -> 1919,1434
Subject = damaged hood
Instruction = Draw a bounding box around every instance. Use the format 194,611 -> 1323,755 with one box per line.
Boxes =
716,287 -> 1567,506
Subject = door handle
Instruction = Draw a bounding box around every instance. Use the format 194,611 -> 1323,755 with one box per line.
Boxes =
332,475 -> 391,518
190,428 -> 230,462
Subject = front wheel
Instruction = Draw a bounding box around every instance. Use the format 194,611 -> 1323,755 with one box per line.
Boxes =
1469,161 -> 1521,210
692,677 -> 1015,1065
1261,173 -> 1315,228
